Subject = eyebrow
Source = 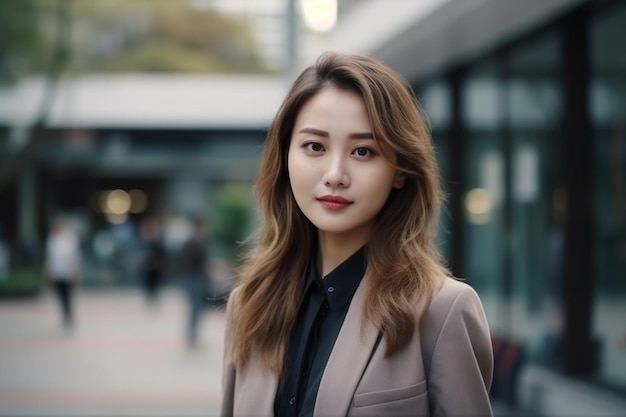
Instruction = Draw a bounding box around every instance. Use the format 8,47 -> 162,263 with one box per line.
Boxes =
298,127 -> 374,140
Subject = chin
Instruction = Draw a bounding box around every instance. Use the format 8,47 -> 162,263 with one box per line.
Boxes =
313,220 -> 362,235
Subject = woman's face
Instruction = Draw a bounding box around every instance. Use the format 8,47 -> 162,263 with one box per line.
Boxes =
287,87 -> 403,246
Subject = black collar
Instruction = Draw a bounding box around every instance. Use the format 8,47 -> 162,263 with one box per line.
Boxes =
304,246 -> 367,311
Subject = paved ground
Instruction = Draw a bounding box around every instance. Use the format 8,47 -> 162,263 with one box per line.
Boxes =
0,285 -> 531,417
0,286 -> 225,417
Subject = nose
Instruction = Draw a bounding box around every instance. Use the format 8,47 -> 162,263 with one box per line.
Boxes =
322,155 -> 350,188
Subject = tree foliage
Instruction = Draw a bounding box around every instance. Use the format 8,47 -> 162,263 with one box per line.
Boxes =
0,0 -> 56,83
1,0 -> 272,78
210,185 -> 253,265
68,0 -> 272,74
0,0 -> 70,189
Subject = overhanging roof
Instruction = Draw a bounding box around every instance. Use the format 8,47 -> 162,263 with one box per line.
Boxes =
0,75 -> 289,130
310,0 -> 589,81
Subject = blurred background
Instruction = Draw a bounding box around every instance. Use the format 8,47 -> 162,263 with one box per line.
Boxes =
0,0 -> 625,416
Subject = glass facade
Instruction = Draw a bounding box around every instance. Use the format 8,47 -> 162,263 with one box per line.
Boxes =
418,0 -> 626,395
507,31 -> 565,366
461,59 -> 507,328
590,0 -> 626,390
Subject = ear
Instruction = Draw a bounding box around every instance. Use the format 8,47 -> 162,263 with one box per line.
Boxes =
393,171 -> 406,189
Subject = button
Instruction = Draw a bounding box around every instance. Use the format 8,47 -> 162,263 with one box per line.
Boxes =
289,397 -> 296,406
327,286 -> 335,293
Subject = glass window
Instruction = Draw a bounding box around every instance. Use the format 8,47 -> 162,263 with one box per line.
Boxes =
591,0 -> 626,391
506,31 -> 564,365
461,59 -> 507,332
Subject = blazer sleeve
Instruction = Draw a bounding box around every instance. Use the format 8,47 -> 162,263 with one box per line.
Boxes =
220,288 -> 238,417
421,280 -> 494,417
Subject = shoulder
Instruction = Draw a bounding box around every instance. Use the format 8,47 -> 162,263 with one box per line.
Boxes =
427,277 -> 484,319
421,277 -> 490,351
420,278 -> 494,416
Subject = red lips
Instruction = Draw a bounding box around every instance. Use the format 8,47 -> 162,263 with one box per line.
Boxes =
317,195 -> 352,210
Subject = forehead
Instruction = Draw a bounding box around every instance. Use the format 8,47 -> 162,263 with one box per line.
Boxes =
294,87 -> 370,127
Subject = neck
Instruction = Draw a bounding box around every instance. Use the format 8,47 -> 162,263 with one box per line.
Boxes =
317,231 -> 368,276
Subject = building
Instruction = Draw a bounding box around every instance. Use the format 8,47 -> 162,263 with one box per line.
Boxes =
0,74 -> 289,286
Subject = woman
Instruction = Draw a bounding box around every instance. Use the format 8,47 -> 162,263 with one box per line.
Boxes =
221,51 -> 493,417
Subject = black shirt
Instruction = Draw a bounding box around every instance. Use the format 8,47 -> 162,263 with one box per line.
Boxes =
274,247 -> 366,417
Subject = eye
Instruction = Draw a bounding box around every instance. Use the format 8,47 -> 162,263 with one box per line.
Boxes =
353,147 -> 375,158
304,142 -> 325,152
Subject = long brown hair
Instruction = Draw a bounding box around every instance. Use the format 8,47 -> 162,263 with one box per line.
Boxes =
228,51 -> 449,374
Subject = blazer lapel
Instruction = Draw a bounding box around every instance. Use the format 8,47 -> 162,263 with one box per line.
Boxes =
314,275 -> 380,417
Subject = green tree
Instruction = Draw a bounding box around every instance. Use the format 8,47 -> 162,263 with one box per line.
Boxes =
210,185 -> 253,266
67,0 -> 271,74
0,0 -> 40,83
0,0 -> 70,189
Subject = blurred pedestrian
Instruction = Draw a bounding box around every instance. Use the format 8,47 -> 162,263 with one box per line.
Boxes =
139,216 -> 167,306
0,228 -> 9,281
44,216 -> 82,330
221,52 -> 493,417
177,216 -> 211,348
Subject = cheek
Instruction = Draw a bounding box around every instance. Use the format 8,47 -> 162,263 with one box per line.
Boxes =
287,151 -> 297,183
370,173 -> 398,203
285,151 -> 296,181
287,150 -> 304,194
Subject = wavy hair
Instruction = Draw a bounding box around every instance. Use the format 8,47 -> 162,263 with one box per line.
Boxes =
228,51 -> 449,374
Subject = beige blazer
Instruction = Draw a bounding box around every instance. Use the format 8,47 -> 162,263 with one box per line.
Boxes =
221,276 -> 493,417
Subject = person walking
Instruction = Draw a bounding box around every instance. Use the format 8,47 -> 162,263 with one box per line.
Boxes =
139,216 -> 167,306
178,216 -> 211,348
44,216 -> 82,330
